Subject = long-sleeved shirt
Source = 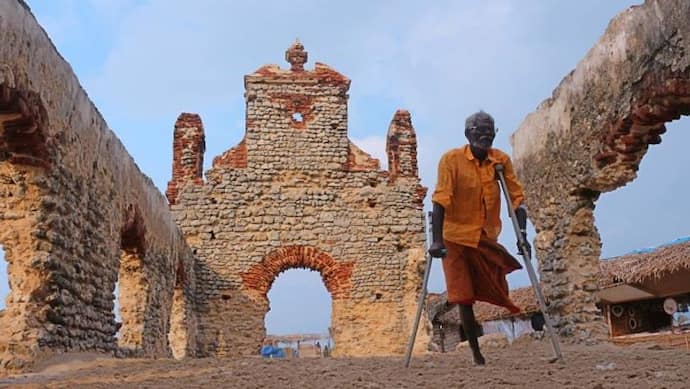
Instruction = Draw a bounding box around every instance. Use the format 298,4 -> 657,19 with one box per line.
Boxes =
432,145 -> 525,248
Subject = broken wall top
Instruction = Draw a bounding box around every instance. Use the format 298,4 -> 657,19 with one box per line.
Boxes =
511,0 -> 690,200
0,0 -> 189,255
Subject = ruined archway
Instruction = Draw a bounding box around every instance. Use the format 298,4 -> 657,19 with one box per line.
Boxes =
242,246 -> 353,300
264,269 -> 333,355
511,0 -> 689,340
116,204 -> 149,354
595,116 -> 690,258
242,246 -> 352,354
0,65 -> 55,367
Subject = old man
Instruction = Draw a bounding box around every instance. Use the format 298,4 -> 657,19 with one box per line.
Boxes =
429,110 -> 529,365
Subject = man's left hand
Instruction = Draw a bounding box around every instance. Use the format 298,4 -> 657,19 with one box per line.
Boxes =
516,231 -> 531,257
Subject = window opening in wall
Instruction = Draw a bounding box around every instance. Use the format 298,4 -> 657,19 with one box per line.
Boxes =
264,269 -> 333,357
112,281 -> 121,338
117,209 -> 148,351
292,112 -> 304,123
0,246 -> 8,311
116,247 -> 148,349
168,261 -> 187,359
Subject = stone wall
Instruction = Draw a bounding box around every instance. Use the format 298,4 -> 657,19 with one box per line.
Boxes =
0,0 -> 198,372
511,0 -> 690,340
169,42 -> 430,357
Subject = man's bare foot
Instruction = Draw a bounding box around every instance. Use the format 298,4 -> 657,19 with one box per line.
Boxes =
473,353 -> 486,366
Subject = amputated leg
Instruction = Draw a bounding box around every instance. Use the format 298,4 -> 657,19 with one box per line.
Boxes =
459,304 -> 485,365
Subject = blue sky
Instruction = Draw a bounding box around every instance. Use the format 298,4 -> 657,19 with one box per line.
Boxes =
1,1 -> 687,337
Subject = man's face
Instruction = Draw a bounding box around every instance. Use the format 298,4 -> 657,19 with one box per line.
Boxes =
466,124 -> 496,150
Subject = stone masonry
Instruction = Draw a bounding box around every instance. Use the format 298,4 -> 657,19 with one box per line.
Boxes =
6,0 -> 684,374
167,41 -> 430,357
511,0 -> 689,341
0,1 -> 199,373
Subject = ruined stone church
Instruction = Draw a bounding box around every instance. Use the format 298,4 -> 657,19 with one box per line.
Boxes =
165,41 -> 428,357
1,0 -> 689,374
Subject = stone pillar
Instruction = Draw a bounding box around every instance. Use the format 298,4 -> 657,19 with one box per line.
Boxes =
166,113 -> 205,204
532,192 -> 607,341
386,110 -> 419,181
511,0 -> 690,342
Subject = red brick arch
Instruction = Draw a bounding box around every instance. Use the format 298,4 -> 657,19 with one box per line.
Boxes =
0,71 -> 52,169
593,69 -> 690,179
241,245 -> 354,299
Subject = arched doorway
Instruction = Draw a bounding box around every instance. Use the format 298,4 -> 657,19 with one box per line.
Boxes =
242,245 -> 354,355
168,260 -> 189,359
0,73 -> 53,362
115,205 -> 149,354
264,268 -> 332,357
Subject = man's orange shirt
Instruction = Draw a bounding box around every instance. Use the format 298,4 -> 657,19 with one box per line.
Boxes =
432,145 -> 525,248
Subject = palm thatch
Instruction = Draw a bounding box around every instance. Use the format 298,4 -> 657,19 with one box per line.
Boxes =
599,238 -> 690,287
264,333 -> 326,343
426,287 -> 539,324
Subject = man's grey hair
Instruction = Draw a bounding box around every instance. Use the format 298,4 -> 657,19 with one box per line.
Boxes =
465,110 -> 495,131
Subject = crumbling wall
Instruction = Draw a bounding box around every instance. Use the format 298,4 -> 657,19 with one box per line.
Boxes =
169,42 -> 429,357
0,0 -> 198,372
511,0 -> 690,340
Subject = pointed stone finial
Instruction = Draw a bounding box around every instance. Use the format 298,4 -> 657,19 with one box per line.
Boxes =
285,39 -> 308,71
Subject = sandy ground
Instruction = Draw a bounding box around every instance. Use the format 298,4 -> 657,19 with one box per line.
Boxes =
1,338 -> 689,388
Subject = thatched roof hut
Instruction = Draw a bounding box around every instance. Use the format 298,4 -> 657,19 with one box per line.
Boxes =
597,237 -> 690,340
599,237 -> 690,289
427,287 -> 539,324
264,333 -> 326,344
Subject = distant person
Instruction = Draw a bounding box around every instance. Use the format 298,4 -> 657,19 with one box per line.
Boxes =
429,111 -> 528,365
315,341 -> 321,356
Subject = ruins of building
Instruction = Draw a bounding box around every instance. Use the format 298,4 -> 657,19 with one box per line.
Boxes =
0,0 -> 198,372
1,0 -> 688,375
0,1 -> 428,371
511,0 -> 690,340
166,41 -> 429,357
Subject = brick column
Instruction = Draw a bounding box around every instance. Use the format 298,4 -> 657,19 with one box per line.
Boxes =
166,113 -> 205,204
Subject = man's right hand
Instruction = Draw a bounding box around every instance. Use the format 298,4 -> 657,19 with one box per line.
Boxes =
428,241 -> 447,258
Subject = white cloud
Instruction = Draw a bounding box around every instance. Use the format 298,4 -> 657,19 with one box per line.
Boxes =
84,1 -> 543,120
